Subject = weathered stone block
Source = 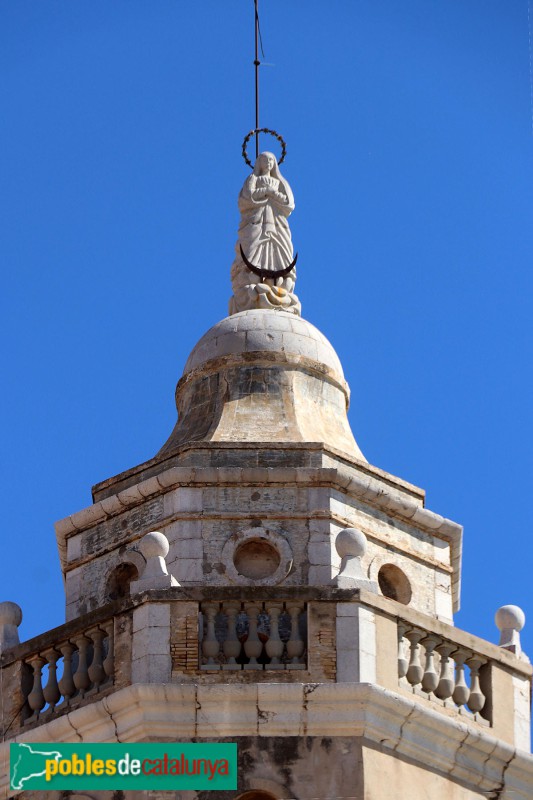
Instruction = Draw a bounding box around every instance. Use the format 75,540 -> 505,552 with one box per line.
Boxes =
257,683 -> 305,735
166,557 -> 202,583
308,541 -> 334,566
196,684 -> 258,736
132,602 -> 170,632
163,487 -> 203,516
131,652 -> 172,683
66,533 -> 82,562
308,565 -> 335,585
336,605 -> 376,683
132,626 -> 171,659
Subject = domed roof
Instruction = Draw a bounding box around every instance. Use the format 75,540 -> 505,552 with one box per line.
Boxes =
184,309 -> 344,377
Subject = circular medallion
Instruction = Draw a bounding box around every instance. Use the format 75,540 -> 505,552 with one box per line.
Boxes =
221,528 -> 293,586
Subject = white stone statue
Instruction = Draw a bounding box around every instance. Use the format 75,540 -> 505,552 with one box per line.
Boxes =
229,151 -> 301,316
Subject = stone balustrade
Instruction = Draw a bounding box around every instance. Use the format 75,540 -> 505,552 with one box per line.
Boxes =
398,623 -> 488,721
200,600 -> 307,670
1,587 -> 530,748
22,621 -> 114,723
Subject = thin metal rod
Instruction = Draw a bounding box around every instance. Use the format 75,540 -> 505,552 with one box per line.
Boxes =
254,0 -> 260,158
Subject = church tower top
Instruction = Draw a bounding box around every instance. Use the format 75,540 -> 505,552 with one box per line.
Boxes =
1,8 -> 532,800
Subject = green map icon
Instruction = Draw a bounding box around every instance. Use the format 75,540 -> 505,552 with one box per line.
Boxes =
11,743 -> 63,790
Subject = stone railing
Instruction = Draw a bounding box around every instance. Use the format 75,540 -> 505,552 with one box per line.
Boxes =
199,600 -> 306,671
398,622 -> 487,722
23,621 -> 114,723
1,587 -> 530,750
0,605 -> 121,733
333,589 -> 532,747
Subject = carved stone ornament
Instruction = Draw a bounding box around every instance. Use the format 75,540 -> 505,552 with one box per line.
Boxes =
229,151 -> 301,316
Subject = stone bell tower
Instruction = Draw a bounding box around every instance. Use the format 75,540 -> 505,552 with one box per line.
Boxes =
1,148 -> 532,800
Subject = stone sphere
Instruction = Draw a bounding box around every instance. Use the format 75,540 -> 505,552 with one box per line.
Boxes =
139,531 -> 169,560
0,601 -> 22,627
495,605 -> 525,632
335,528 -> 367,559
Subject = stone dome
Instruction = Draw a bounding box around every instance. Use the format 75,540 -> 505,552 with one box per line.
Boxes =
158,309 -> 365,461
184,310 -> 344,378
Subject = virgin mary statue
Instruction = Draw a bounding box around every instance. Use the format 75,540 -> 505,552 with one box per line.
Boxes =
229,151 -> 301,316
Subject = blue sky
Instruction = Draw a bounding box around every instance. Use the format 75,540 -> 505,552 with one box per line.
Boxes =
2,1 -> 532,658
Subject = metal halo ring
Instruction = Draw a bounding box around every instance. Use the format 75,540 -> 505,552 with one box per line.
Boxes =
241,128 -> 287,168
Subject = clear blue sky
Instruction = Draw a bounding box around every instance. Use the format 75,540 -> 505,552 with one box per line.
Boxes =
2,1 -> 532,657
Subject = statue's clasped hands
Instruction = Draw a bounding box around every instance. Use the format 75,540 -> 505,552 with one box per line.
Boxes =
254,186 -> 287,203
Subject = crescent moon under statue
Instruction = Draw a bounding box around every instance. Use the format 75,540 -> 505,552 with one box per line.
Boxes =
240,244 -> 298,283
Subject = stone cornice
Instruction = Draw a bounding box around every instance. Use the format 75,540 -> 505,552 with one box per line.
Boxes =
1,682 -> 531,798
92,441 -> 425,502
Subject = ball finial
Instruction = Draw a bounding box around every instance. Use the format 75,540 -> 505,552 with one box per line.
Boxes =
334,527 -> 377,591
495,604 -> 527,658
335,527 -> 367,560
138,531 -> 170,560
495,604 -> 525,633
130,531 -> 178,593
0,601 -> 23,649
0,601 -> 22,628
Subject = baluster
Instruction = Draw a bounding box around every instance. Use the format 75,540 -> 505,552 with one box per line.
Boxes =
405,630 -> 424,687
42,649 -> 61,711
26,656 -> 46,717
434,642 -> 456,701
87,627 -> 106,690
201,603 -> 221,669
58,642 -> 76,703
265,602 -> 284,670
421,636 -> 440,694
73,635 -> 91,697
243,603 -> 263,669
222,602 -> 241,671
452,648 -> 470,708
397,623 -> 409,679
286,602 -> 305,669
102,622 -> 114,683
466,656 -> 486,714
